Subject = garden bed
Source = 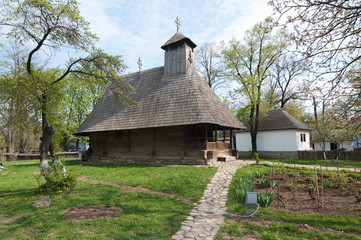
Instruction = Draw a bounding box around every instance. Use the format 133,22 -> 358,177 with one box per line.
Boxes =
219,164 -> 361,240
255,168 -> 361,216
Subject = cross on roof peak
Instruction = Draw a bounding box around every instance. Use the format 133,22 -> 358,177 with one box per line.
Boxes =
175,16 -> 180,32
137,57 -> 142,72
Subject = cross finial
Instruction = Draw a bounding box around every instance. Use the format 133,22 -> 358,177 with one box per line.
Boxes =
137,57 -> 142,72
175,16 -> 180,32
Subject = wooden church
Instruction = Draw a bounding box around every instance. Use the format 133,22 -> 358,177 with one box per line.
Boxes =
76,23 -> 246,165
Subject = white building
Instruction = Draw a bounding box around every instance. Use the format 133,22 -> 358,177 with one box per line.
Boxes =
236,109 -> 313,159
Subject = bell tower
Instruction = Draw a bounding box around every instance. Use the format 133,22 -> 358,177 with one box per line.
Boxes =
161,17 -> 197,75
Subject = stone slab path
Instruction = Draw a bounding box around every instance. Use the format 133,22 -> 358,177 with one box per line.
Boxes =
171,160 -> 254,240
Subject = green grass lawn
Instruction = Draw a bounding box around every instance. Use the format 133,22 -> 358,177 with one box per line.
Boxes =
0,159 -> 217,239
259,158 -> 361,169
217,164 -> 361,240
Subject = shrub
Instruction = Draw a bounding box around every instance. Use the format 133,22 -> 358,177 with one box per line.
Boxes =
252,153 -> 260,164
37,164 -> 78,194
234,176 -> 255,203
257,191 -> 274,207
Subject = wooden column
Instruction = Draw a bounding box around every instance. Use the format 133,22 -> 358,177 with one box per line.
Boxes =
205,124 -> 208,150
230,129 -> 233,149
215,125 -> 218,142
223,128 -> 226,142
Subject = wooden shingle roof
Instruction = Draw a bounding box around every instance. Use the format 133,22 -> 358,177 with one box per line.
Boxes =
161,32 -> 197,50
257,109 -> 312,131
76,66 -> 245,135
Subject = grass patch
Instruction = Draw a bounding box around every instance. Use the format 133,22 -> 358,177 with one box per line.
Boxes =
217,164 -> 361,240
0,159 -> 217,239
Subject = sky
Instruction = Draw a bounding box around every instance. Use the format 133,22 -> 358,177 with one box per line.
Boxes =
77,0 -> 273,74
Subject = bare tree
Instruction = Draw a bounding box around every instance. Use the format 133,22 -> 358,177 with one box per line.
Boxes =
269,0 -> 361,132
271,54 -> 308,108
269,0 -> 361,83
195,42 -> 227,91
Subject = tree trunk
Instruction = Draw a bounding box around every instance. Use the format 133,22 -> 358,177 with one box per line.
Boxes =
39,95 -> 54,173
7,128 -> 15,154
249,105 -> 258,154
7,100 -> 16,160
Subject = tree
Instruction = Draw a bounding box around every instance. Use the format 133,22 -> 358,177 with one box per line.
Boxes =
312,99 -> 357,159
270,54 -> 308,108
0,43 -> 40,156
269,0 -> 361,82
331,68 -> 361,129
0,0 -> 133,176
60,71 -> 111,151
269,0 -> 361,128
195,42 -> 227,91
222,17 -> 288,155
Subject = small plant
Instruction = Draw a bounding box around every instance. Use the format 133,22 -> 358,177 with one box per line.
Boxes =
254,171 -> 265,179
234,175 -> 255,203
259,178 -> 270,188
307,184 -> 316,199
272,181 -> 279,188
257,191 -> 274,207
285,183 -> 294,191
323,179 -> 334,189
297,184 -> 306,189
329,171 -> 348,187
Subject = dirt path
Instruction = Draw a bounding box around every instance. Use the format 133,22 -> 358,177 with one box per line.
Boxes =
77,175 -> 195,205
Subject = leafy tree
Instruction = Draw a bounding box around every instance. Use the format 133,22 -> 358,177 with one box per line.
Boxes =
0,44 -> 40,155
60,71 -> 111,150
222,18 -> 288,154
283,100 -> 307,122
312,103 -> 357,159
0,0 -> 133,176
195,42 -> 227,91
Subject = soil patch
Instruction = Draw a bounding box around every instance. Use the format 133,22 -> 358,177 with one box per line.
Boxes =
77,175 -> 195,205
65,204 -> 122,222
255,171 -> 361,216
1,172 -> 9,176
32,171 -> 41,175
0,214 -> 24,224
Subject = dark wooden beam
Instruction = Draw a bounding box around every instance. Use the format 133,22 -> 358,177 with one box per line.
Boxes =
128,130 -> 131,152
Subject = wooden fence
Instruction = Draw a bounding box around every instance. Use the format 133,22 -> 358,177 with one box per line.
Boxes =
0,152 -> 81,161
298,150 -> 361,161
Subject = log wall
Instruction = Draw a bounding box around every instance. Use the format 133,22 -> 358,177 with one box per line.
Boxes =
88,126 -> 206,165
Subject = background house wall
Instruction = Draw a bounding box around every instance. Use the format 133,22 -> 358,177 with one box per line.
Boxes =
313,141 -> 354,151
236,130 -> 311,152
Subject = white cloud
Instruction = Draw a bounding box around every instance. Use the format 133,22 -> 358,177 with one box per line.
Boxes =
77,0 -> 273,72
